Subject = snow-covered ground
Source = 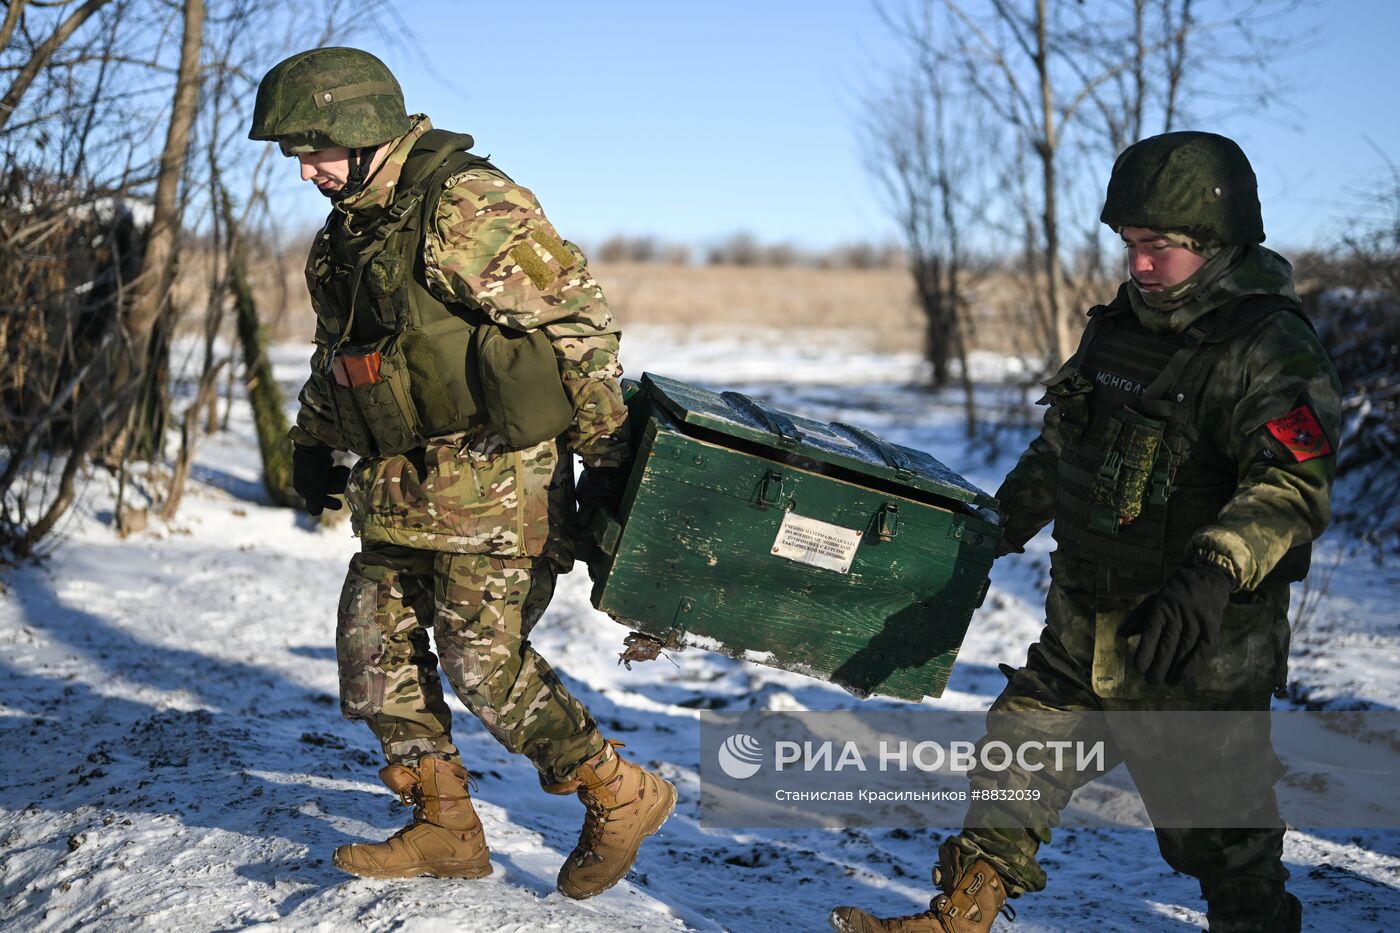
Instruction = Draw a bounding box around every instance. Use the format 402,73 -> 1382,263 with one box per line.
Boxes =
1,329 -> 1396,932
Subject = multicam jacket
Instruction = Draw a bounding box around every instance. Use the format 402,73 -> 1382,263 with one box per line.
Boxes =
289,116 -> 629,559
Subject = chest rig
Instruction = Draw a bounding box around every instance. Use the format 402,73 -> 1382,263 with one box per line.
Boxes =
305,130 -> 503,457
1050,288 -> 1312,596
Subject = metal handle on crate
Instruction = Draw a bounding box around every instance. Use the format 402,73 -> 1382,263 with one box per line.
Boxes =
587,508 -> 623,557
721,391 -> 802,448
831,421 -> 916,476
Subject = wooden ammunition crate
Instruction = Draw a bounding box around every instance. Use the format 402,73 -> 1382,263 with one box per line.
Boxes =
587,374 -> 1001,701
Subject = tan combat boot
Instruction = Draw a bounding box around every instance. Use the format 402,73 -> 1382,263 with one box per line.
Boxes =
544,739 -> 677,899
829,842 -> 1013,933
333,756 -> 492,879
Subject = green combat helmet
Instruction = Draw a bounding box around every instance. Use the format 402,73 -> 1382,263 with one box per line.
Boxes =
1100,131 -> 1264,244
249,47 -> 410,199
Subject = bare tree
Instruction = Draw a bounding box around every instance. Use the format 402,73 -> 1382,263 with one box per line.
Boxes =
124,0 -> 204,370
872,0 -> 1307,371
0,0 -> 111,134
0,0 -> 387,556
862,3 -> 987,431
1298,144 -> 1400,545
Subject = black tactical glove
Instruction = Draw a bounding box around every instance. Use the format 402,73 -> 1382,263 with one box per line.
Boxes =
1120,559 -> 1235,686
575,464 -> 629,518
994,532 -> 1025,559
291,443 -> 351,517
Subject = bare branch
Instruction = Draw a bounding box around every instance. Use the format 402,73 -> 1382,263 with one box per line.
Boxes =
0,0 -> 109,133
0,0 -> 29,54
123,0 -> 203,344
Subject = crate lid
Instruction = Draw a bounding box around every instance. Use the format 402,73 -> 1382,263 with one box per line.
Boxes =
638,372 -> 997,510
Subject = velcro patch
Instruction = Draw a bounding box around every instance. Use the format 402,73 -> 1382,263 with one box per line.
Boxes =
509,242 -> 553,289
1264,405 -> 1332,462
530,229 -> 575,268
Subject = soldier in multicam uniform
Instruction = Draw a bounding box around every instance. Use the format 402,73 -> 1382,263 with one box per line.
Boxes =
247,47 -> 675,897
832,132 -> 1341,933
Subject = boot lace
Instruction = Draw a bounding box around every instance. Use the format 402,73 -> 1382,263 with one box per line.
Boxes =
928,894 -> 1017,923
577,795 -> 611,854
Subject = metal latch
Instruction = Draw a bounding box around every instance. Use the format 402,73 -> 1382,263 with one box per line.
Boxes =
875,503 -> 900,540
759,471 -> 785,509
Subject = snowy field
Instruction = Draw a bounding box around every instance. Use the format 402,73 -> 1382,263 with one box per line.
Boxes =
1,328 -> 1397,932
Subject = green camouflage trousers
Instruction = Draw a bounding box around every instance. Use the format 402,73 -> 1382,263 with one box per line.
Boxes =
950,557 -> 1295,932
335,541 -> 605,784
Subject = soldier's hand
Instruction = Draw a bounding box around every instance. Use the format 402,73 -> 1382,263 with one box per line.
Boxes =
994,536 -> 1025,559
1120,560 -> 1235,686
292,443 -> 351,516
576,464 -> 629,517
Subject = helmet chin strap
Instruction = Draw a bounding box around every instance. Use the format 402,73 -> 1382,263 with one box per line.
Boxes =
326,145 -> 377,201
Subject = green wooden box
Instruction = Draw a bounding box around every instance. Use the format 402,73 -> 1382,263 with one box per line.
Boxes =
586,373 -> 1001,701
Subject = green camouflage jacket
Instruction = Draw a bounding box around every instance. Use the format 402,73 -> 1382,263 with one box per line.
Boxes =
997,246 -> 1342,593
289,116 -> 629,559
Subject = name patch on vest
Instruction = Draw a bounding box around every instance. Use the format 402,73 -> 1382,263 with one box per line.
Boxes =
1091,369 -> 1146,396
1264,404 -> 1332,462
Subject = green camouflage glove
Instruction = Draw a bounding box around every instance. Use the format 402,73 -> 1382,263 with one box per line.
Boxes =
292,443 -> 350,517
1120,560 -> 1235,686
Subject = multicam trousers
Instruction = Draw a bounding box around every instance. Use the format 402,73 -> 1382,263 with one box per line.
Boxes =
335,541 -> 605,785
949,563 -> 1296,933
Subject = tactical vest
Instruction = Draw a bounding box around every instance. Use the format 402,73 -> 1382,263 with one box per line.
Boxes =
305,129 -> 572,457
1050,288 -> 1313,596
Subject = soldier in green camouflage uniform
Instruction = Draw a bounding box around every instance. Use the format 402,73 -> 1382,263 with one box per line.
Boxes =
249,47 -> 675,897
833,133 -> 1341,933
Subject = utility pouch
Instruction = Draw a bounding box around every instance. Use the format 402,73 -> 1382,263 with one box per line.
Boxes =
1089,407 -> 1166,532
1037,367 -> 1094,447
325,342 -> 421,457
330,348 -> 384,388
361,252 -> 409,337
474,323 -> 574,448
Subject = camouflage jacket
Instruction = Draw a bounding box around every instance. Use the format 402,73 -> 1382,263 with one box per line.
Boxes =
997,246 -> 1342,594
289,116 -> 630,558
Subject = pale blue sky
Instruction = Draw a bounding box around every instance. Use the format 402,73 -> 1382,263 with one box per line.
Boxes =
267,0 -> 1400,253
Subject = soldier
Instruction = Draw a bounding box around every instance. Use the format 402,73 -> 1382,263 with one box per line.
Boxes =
831,131 -> 1340,932
247,47 -> 675,897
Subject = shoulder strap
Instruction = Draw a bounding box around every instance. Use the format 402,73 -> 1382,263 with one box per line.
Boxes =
1205,293 -> 1312,342
1067,283 -> 1133,368
330,135 -> 507,352
416,148 -> 509,235
400,129 -> 478,183
1137,294 -> 1306,418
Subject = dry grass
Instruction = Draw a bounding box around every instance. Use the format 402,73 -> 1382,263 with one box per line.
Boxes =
175,248 -> 1047,359
595,261 -> 1050,358
593,261 -> 923,353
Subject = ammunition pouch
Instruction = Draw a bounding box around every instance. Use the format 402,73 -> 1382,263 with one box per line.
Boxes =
1088,407 -> 1170,532
322,340 -> 422,457
330,347 -> 383,388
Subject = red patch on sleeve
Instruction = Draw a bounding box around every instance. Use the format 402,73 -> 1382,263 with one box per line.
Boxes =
1264,405 -> 1333,462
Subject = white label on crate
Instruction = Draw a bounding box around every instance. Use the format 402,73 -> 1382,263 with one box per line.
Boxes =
771,512 -> 862,574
